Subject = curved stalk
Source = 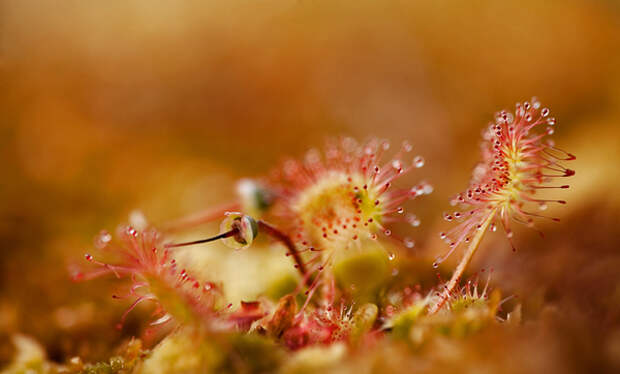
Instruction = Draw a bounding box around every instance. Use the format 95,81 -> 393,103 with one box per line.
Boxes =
428,210 -> 496,314
163,218 -> 309,284
164,229 -> 237,248
257,220 -> 308,281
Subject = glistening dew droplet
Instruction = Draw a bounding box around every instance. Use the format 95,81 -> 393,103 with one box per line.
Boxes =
404,237 -> 415,248
414,156 -> 425,168
95,230 -> 112,249
407,214 -> 421,227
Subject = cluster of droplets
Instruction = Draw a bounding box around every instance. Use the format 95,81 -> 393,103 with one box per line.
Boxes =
433,98 -> 575,267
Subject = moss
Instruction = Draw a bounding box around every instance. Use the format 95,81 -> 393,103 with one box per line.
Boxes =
139,327 -> 284,374
3,335 -> 46,374
223,333 -> 283,373
280,343 -> 346,374
139,328 -> 222,374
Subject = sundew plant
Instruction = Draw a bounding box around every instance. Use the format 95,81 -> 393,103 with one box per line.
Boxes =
8,97 -> 574,373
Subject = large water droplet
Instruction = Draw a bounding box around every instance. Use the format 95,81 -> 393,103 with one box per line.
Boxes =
414,156 -> 425,168
422,182 -> 434,195
388,252 -> 395,261
412,186 -> 424,197
404,238 -> 415,248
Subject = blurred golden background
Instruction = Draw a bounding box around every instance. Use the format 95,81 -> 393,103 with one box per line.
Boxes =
1,0 -> 619,371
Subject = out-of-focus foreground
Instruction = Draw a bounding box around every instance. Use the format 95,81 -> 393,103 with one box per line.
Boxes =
1,1 -> 619,373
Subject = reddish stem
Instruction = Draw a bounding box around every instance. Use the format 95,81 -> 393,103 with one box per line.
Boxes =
257,220 -> 308,283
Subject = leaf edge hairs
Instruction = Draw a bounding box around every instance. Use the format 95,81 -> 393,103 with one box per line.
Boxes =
429,97 -> 575,313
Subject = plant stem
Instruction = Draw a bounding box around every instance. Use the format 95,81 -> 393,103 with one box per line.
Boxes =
164,229 -> 237,248
428,210 -> 496,314
257,220 -> 308,283
162,213 -> 308,284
